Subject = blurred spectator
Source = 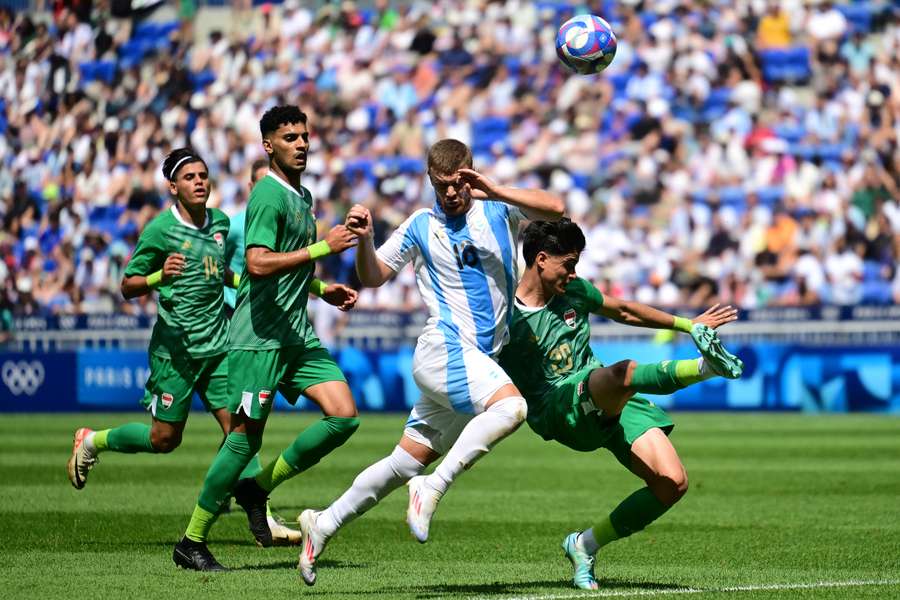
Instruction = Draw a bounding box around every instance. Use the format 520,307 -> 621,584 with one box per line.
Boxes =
757,3 -> 792,49
0,0 -> 897,319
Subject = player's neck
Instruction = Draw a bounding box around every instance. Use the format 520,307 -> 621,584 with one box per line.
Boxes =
176,201 -> 207,228
270,162 -> 303,192
515,271 -> 551,307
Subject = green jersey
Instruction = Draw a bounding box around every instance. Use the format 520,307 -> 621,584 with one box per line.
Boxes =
124,206 -> 231,359
498,278 -> 605,416
229,172 -> 319,350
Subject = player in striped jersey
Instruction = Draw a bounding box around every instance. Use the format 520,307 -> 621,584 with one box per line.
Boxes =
295,139 -> 565,585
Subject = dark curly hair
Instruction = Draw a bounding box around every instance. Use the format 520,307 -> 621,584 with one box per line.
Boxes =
522,218 -> 586,267
259,105 -> 307,137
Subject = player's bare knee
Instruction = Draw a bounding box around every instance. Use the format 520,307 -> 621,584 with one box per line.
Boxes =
655,466 -> 688,505
611,360 -> 636,388
150,429 -> 181,453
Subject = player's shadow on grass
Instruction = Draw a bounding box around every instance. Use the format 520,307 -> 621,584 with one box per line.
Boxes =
234,558 -> 366,572
405,578 -> 687,598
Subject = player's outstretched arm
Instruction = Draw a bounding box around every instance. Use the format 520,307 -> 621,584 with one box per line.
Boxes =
457,168 -> 565,221
245,225 -> 356,279
597,294 -> 738,332
121,253 -> 185,299
346,205 -> 396,288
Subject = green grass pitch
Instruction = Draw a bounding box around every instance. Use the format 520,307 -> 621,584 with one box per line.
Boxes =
2,412 -> 898,599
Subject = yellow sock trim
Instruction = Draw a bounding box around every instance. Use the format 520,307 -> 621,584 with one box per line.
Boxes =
185,505 -> 218,543
93,429 -> 110,452
674,359 -> 704,385
594,515 -> 621,548
255,455 -> 297,493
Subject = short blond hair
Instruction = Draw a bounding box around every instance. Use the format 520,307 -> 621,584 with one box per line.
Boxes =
427,139 -> 473,176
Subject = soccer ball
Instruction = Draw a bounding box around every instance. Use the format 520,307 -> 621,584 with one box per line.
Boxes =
556,15 -> 617,75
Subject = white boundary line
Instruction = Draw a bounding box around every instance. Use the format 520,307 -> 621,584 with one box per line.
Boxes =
470,579 -> 900,600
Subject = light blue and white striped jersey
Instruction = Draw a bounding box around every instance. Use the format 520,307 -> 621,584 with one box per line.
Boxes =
377,200 -> 525,357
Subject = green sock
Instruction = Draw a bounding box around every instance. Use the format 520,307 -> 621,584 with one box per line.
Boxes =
608,487 -> 671,538
185,505 -> 219,543
103,423 -> 155,454
240,453 -> 263,480
630,359 -> 708,395
193,432 -> 262,533
255,416 -> 359,493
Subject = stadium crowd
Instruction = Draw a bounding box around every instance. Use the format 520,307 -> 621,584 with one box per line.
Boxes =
2,0 -> 900,319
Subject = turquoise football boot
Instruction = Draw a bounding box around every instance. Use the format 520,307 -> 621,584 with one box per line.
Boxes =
561,532 -> 599,590
691,324 -> 743,379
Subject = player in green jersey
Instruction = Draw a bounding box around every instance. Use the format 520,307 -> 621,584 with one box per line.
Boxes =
497,219 -> 743,590
66,148 -> 258,485
173,106 -> 361,571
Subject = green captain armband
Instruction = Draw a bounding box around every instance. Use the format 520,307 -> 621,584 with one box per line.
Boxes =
146,270 -> 163,289
307,240 -> 332,261
673,316 -> 693,333
310,278 -> 328,297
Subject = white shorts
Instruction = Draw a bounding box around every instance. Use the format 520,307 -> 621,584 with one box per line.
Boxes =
402,329 -> 512,454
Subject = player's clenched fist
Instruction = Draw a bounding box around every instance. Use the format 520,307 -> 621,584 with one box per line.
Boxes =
324,224 -> 358,253
162,253 -> 186,282
321,283 -> 359,312
345,205 -> 373,238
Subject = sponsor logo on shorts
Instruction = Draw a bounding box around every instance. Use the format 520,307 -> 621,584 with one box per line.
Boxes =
259,390 -> 271,405
564,309 -> 577,328
161,392 -> 174,409
213,232 -> 224,249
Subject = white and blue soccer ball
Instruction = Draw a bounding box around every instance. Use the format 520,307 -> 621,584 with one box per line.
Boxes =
556,14 -> 617,75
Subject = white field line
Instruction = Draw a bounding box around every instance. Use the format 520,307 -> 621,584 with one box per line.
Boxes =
469,579 -> 900,600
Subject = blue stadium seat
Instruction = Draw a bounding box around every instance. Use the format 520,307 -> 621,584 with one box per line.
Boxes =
189,70 -> 216,90
759,46 -> 811,83
718,187 -> 746,206
773,124 -> 806,143
702,88 -> 732,120
836,3 -> 873,33
756,186 -> 784,206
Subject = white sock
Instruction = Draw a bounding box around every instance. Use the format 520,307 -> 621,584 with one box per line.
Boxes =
424,396 -> 527,496
83,431 -> 97,453
317,446 -> 424,537
579,528 -> 600,555
697,357 -> 716,381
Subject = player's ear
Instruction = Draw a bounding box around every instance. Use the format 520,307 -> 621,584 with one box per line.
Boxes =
168,179 -> 178,197
534,251 -> 548,270
262,136 -> 273,156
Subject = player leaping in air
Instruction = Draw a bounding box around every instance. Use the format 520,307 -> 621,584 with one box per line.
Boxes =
295,138 -> 565,585
497,219 -> 743,590
172,106 -> 361,571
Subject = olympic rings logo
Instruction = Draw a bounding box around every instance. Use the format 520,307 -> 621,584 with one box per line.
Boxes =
2,360 -> 46,396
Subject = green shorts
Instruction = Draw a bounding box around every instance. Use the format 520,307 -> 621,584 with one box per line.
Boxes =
228,343 -> 346,419
141,352 -> 229,423
526,366 -> 674,466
